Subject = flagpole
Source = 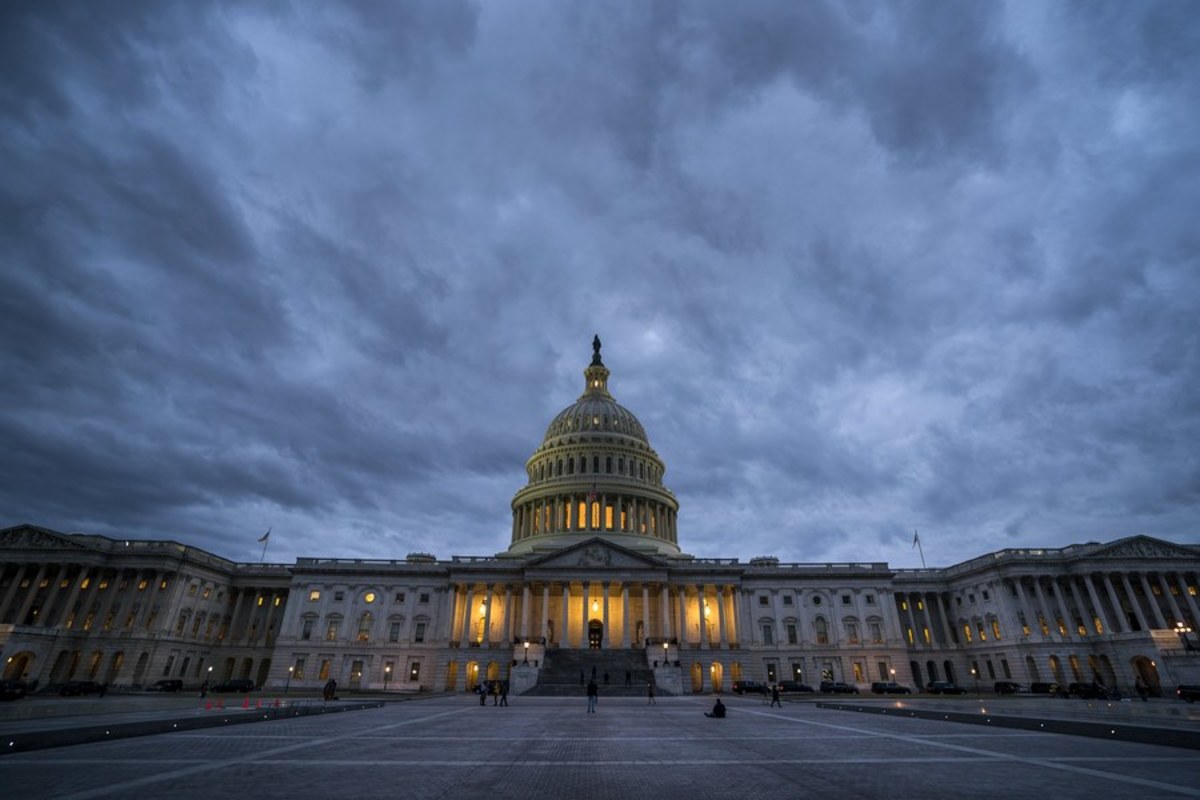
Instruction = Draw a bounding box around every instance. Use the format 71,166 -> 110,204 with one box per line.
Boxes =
259,527 -> 271,563
914,530 -> 926,569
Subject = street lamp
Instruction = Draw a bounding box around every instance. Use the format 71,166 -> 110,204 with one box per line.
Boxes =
663,642 -> 669,665
384,665 -> 392,692
285,665 -> 293,694
971,667 -> 979,694
523,642 -> 529,664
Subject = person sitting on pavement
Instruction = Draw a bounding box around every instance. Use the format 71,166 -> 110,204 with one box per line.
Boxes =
705,698 -> 726,718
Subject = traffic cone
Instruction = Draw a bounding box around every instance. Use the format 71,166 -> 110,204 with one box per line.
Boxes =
242,696 -> 250,709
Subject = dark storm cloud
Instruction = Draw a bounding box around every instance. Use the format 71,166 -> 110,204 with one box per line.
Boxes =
2,1 -> 1197,566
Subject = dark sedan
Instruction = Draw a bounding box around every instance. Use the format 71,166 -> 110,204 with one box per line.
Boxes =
211,678 -> 256,693
0,679 -> 28,701
777,680 -> 814,694
925,681 -> 967,695
732,680 -> 769,695
59,680 -> 104,696
870,681 -> 912,695
1175,685 -> 1200,703
819,681 -> 860,694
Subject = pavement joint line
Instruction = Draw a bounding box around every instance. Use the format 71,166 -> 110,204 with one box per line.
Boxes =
733,704 -> 1200,798
49,705 -> 477,800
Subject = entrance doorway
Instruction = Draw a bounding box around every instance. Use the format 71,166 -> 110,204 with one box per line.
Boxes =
588,620 -> 603,649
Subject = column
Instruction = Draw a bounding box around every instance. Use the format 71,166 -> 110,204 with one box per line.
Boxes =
1098,574 -> 1124,633
13,564 -> 48,625
1049,577 -> 1075,638
503,584 -> 515,643
1137,573 -> 1168,628
716,586 -> 728,647
676,586 -> 687,645
521,584 -> 532,641
559,582 -> 569,647
620,583 -> 630,648
0,564 -> 32,621
1156,573 -> 1185,624
1120,573 -> 1149,631
935,592 -> 956,644
602,582 -> 610,648
95,569 -> 126,633
901,592 -> 920,646
1031,579 -> 1055,637
641,584 -> 650,645
55,566 -> 91,628
459,584 -> 476,646
540,583 -> 550,642
482,584 -> 495,645
133,571 -> 161,630
1178,573 -> 1200,626
697,584 -> 710,649
659,584 -> 670,641
37,564 -> 69,626
581,582 -> 591,646
1083,575 -> 1113,635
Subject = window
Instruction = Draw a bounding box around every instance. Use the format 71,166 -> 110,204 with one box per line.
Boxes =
787,624 -> 797,644
326,619 -> 340,641
762,625 -> 774,645
846,622 -> 859,644
812,595 -> 822,606
852,662 -> 864,682
409,662 -> 421,681
256,595 -> 265,607
395,592 -> 406,603
962,623 -> 972,643
991,620 -> 1002,640
982,590 -> 990,601
293,657 -> 306,681
1001,658 -> 1012,679
389,622 -> 401,642
977,622 -> 987,641
309,590 -> 321,601
415,622 -> 426,643
187,584 -> 197,597
334,591 -> 344,602
419,593 -> 430,604
301,618 -> 314,641
163,655 -> 175,677
758,595 -> 769,606
783,595 -> 793,605
870,622 -> 882,643
137,578 -> 148,591
357,613 -> 372,641
968,593 -> 976,603
866,595 -> 875,605
815,618 -> 829,645
202,587 -> 211,599
841,595 -> 851,605
319,660 -> 331,681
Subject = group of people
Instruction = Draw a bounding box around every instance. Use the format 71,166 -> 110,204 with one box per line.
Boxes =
478,680 -> 509,706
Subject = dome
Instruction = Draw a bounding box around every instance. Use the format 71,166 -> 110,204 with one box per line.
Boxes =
506,336 -> 681,557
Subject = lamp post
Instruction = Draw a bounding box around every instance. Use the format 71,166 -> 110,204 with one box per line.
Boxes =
285,665 -> 293,694
663,641 -> 669,666
971,667 -> 979,695
384,665 -> 391,692
523,642 -> 529,664
889,667 -> 896,687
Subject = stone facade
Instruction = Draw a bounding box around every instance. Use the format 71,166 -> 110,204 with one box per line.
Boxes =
3,343 -> 1198,695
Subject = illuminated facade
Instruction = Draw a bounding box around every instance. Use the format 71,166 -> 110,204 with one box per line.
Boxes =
3,340 -> 1198,695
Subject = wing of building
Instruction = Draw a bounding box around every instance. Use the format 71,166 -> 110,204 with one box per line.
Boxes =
3,340 -> 1199,696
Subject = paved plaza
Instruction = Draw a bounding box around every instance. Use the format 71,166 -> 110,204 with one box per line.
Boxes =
2,694 -> 1199,800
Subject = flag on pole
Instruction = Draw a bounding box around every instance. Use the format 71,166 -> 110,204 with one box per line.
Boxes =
912,530 -> 920,549
258,528 -> 271,543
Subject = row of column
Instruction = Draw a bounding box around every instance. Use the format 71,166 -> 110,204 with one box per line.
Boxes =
511,494 -> 677,543
0,562 -> 289,646
896,570 -> 1199,650
451,581 -> 738,649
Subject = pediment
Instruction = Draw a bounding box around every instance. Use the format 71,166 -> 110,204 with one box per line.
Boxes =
1085,535 -> 1198,561
0,524 -> 93,552
525,538 -> 666,570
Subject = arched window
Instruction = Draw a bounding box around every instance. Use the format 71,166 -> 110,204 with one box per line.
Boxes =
815,617 -> 829,645
357,612 -> 372,642
567,458 -> 574,475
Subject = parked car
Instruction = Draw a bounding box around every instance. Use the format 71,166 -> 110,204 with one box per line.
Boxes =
0,679 -> 29,701
819,681 -> 860,694
59,680 -> 104,697
732,680 -> 769,695
993,681 -> 1027,694
211,678 -> 256,693
152,679 -> 184,693
777,680 -> 814,694
1176,685 -> 1200,703
1029,682 -> 1066,696
1067,682 -> 1120,700
870,681 -> 912,695
925,681 -> 967,695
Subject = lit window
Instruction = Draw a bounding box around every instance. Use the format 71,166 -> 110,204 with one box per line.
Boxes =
326,620 -> 339,641
357,613 -> 372,641
309,590 -> 321,601
257,596 -> 265,607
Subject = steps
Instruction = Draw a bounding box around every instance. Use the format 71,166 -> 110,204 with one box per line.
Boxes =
524,648 -> 667,697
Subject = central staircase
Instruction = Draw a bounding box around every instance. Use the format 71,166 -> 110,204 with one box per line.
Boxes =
524,648 -> 666,696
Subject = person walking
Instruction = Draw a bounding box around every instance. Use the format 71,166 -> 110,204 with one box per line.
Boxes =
770,684 -> 782,708
1135,675 -> 1149,701
499,681 -> 509,706
647,682 -> 656,705
587,678 -> 599,713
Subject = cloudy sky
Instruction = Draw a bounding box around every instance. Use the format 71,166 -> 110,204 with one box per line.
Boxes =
2,1 -> 1198,569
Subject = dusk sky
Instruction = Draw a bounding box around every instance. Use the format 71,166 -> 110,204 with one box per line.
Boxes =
3,1 -> 1198,569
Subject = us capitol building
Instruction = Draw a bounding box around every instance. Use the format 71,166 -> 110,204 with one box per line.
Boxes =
2,340 -> 1198,697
